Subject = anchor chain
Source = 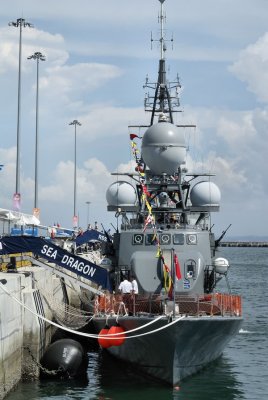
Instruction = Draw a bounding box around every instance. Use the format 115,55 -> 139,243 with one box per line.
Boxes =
23,346 -> 64,376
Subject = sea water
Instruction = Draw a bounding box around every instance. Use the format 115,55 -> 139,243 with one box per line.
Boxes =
6,247 -> 268,399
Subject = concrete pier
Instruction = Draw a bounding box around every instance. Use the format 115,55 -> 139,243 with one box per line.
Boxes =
0,274 -> 23,400
0,265 -> 82,399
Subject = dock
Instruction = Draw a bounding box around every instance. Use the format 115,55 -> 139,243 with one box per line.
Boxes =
220,241 -> 268,247
0,257 -> 88,400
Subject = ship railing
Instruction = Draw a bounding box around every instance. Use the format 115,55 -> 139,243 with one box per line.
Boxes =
94,292 -> 242,317
171,294 -> 242,317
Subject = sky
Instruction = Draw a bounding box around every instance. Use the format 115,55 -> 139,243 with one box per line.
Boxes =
0,0 -> 268,238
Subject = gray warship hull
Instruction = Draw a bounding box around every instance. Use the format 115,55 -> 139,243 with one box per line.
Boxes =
93,315 -> 243,385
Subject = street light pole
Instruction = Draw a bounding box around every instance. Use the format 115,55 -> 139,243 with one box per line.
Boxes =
28,52 -> 46,212
9,18 -> 34,209
69,120 -> 81,228
86,201 -> 91,226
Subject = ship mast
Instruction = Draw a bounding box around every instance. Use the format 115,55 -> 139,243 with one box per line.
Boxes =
145,0 -> 180,125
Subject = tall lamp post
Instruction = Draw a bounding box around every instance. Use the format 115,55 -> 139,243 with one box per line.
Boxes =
86,201 -> 91,227
69,120 -> 81,228
9,18 -> 34,210
28,52 -> 46,214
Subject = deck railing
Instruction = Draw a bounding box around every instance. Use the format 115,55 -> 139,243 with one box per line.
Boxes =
94,292 -> 242,317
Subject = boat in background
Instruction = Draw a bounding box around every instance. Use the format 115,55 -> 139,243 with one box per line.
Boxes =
92,0 -> 243,386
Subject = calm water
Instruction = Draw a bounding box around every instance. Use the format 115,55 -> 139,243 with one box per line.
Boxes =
7,247 -> 268,399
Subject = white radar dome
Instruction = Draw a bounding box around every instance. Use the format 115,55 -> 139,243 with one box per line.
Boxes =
106,181 -> 137,207
213,257 -> 229,274
190,181 -> 221,207
141,122 -> 186,175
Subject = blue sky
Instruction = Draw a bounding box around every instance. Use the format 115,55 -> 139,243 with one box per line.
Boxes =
0,0 -> 268,237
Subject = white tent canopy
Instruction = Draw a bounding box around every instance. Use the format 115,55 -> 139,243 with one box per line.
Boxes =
0,208 -> 40,226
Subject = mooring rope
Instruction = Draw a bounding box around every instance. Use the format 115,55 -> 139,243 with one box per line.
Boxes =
0,282 -> 185,340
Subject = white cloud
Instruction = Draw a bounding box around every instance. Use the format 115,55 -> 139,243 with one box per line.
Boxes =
0,27 -> 67,73
78,106 -> 144,142
41,63 -> 123,109
230,33 -> 268,103
216,113 -> 257,147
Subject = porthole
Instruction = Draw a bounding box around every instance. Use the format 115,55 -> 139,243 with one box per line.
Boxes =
186,234 -> 197,245
133,234 -> 144,245
160,234 -> 171,245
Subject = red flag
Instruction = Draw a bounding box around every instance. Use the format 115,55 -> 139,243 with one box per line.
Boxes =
130,133 -> 141,140
174,254 -> 182,280
141,183 -> 151,197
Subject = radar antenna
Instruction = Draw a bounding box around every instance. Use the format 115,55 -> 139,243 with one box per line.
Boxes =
144,0 -> 180,125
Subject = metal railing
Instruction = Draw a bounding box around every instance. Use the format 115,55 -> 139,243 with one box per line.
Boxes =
94,292 -> 242,317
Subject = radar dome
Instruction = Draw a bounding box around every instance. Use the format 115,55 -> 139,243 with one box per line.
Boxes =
141,122 -> 186,175
213,257 -> 229,274
106,181 -> 137,207
190,181 -> 221,207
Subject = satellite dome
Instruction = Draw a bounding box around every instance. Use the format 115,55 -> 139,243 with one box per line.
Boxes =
190,181 -> 221,207
212,257 -> 229,274
141,122 -> 186,175
106,181 -> 137,207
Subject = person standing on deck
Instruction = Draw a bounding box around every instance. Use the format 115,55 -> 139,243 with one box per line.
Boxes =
118,277 -> 132,294
130,276 -> 138,295
118,276 -> 133,314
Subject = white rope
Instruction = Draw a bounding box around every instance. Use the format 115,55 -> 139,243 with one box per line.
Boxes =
115,302 -> 128,320
103,313 -> 165,336
103,314 -> 185,340
0,282 -> 184,340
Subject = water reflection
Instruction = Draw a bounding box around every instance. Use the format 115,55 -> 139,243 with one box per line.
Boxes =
94,350 -> 245,400
9,350 -> 244,400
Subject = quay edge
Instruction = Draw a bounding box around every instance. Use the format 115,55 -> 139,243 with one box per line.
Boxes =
0,266 -> 82,400
220,241 -> 268,247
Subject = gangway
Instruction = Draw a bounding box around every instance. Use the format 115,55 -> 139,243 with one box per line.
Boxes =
23,254 -> 104,296
0,236 -> 111,292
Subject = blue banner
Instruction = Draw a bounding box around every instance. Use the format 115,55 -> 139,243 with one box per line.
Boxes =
0,236 -> 111,291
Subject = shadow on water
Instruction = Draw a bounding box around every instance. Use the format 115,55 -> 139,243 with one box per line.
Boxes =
94,350 -> 245,400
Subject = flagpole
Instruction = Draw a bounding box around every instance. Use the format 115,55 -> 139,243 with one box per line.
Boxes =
172,248 -> 176,317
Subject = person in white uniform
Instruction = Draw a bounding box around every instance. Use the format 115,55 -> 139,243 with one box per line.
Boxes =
130,276 -> 139,295
118,277 -> 132,294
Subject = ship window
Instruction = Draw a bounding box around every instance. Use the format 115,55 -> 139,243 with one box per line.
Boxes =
185,259 -> 196,279
160,233 -> 171,245
186,234 -> 197,245
133,234 -> 144,245
146,234 -> 157,245
173,233 -> 184,245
